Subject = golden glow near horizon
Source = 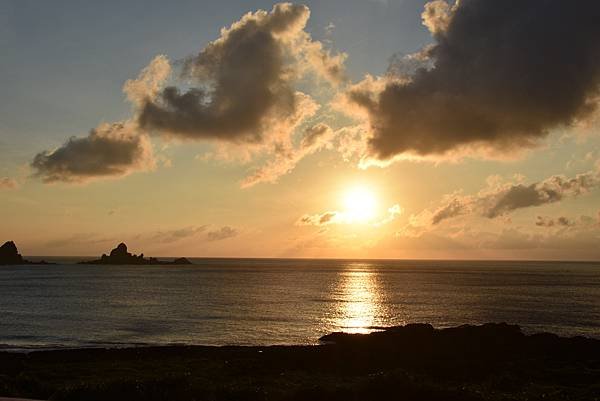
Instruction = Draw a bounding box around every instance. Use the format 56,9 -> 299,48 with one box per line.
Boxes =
342,186 -> 378,224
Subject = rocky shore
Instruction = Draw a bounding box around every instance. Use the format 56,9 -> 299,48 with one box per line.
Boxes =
0,323 -> 598,401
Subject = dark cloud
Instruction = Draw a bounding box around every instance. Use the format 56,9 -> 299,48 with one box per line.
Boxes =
344,0 -> 600,161
298,211 -> 340,226
30,57 -> 168,184
535,216 -> 574,228
431,197 -> 466,225
31,122 -> 155,183
483,171 -> 600,218
139,3 -> 343,145
206,226 -> 238,242
0,177 -> 17,190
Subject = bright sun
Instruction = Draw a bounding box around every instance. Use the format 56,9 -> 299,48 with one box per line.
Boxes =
343,186 -> 377,223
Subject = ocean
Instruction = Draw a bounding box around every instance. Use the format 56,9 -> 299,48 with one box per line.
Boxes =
1,259 -> 599,350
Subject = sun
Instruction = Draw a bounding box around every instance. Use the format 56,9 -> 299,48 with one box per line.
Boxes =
343,186 -> 377,223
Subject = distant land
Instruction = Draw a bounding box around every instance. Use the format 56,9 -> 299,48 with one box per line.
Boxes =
0,241 -> 192,265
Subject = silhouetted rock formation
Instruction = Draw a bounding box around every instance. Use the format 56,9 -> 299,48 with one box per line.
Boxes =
79,243 -> 193,265
172,257 -> 192,265
0,241 -> 53,265
0,241 -> 26,264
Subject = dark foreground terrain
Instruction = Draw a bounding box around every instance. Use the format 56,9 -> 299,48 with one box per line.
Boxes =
1,323 -> 599,401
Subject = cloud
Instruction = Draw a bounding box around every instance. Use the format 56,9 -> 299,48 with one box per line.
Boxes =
30,56 -> 169,184
297,203 -> 403,227
29,5 -> 346,187
324,22 -> 335,37
241,122 -> 334,187
373,204 -> 403,226
421,0 -> 455,35
410,166 -> 600,228
535,216 -> 574,228
153,226 -> 208,243
389,220 -> 600,259
341,0 -> 600,163
430,195 -> 466,225
206,226 -> 238,241
0,177 -> 17,190
31,122 -> 155,183
123,55 -> 172,109
45,233 -> 114,248
139,3 -> 344,145
534,214 -> 600,229
481,169 -> 600,218
297,211 -> 341,226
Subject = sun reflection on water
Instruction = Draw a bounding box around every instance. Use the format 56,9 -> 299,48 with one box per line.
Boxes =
334,264 -> 383,334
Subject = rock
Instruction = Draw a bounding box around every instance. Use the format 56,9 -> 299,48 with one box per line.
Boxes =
172,257 -> 193,265
0,241 -> 27,265
110,243 -> 129,258
79,243 -> 193,265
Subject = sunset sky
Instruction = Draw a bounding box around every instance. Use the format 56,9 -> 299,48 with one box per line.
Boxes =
2,0 -> 600,259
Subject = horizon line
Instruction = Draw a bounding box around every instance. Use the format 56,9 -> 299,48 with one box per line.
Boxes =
20,255 -> 600,264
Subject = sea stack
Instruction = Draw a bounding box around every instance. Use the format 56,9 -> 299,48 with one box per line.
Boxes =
105,242 -> 140,264
0,241 -> 26,265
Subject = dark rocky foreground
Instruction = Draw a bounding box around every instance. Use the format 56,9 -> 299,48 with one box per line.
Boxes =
78,243 -> 192,265
1,323 -> 599,401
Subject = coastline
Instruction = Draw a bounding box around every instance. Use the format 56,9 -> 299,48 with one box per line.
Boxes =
1,323 -> 599,401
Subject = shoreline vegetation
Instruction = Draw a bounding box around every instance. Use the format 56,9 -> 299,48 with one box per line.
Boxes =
1,323 -> 598,401
0,241 -> 192,266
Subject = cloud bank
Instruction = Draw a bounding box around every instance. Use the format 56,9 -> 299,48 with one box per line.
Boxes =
342,0 -> 600,162
411,167 -> 600,228
29,1 -> 600,189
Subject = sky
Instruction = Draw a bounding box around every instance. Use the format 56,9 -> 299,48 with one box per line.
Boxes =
2,0 -> 600,259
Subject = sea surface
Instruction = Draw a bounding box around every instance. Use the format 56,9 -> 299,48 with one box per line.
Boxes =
1,259 -> 599,350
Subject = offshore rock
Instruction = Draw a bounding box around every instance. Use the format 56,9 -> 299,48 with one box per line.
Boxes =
79,243 -> 193,265
0,241 -> 26,265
